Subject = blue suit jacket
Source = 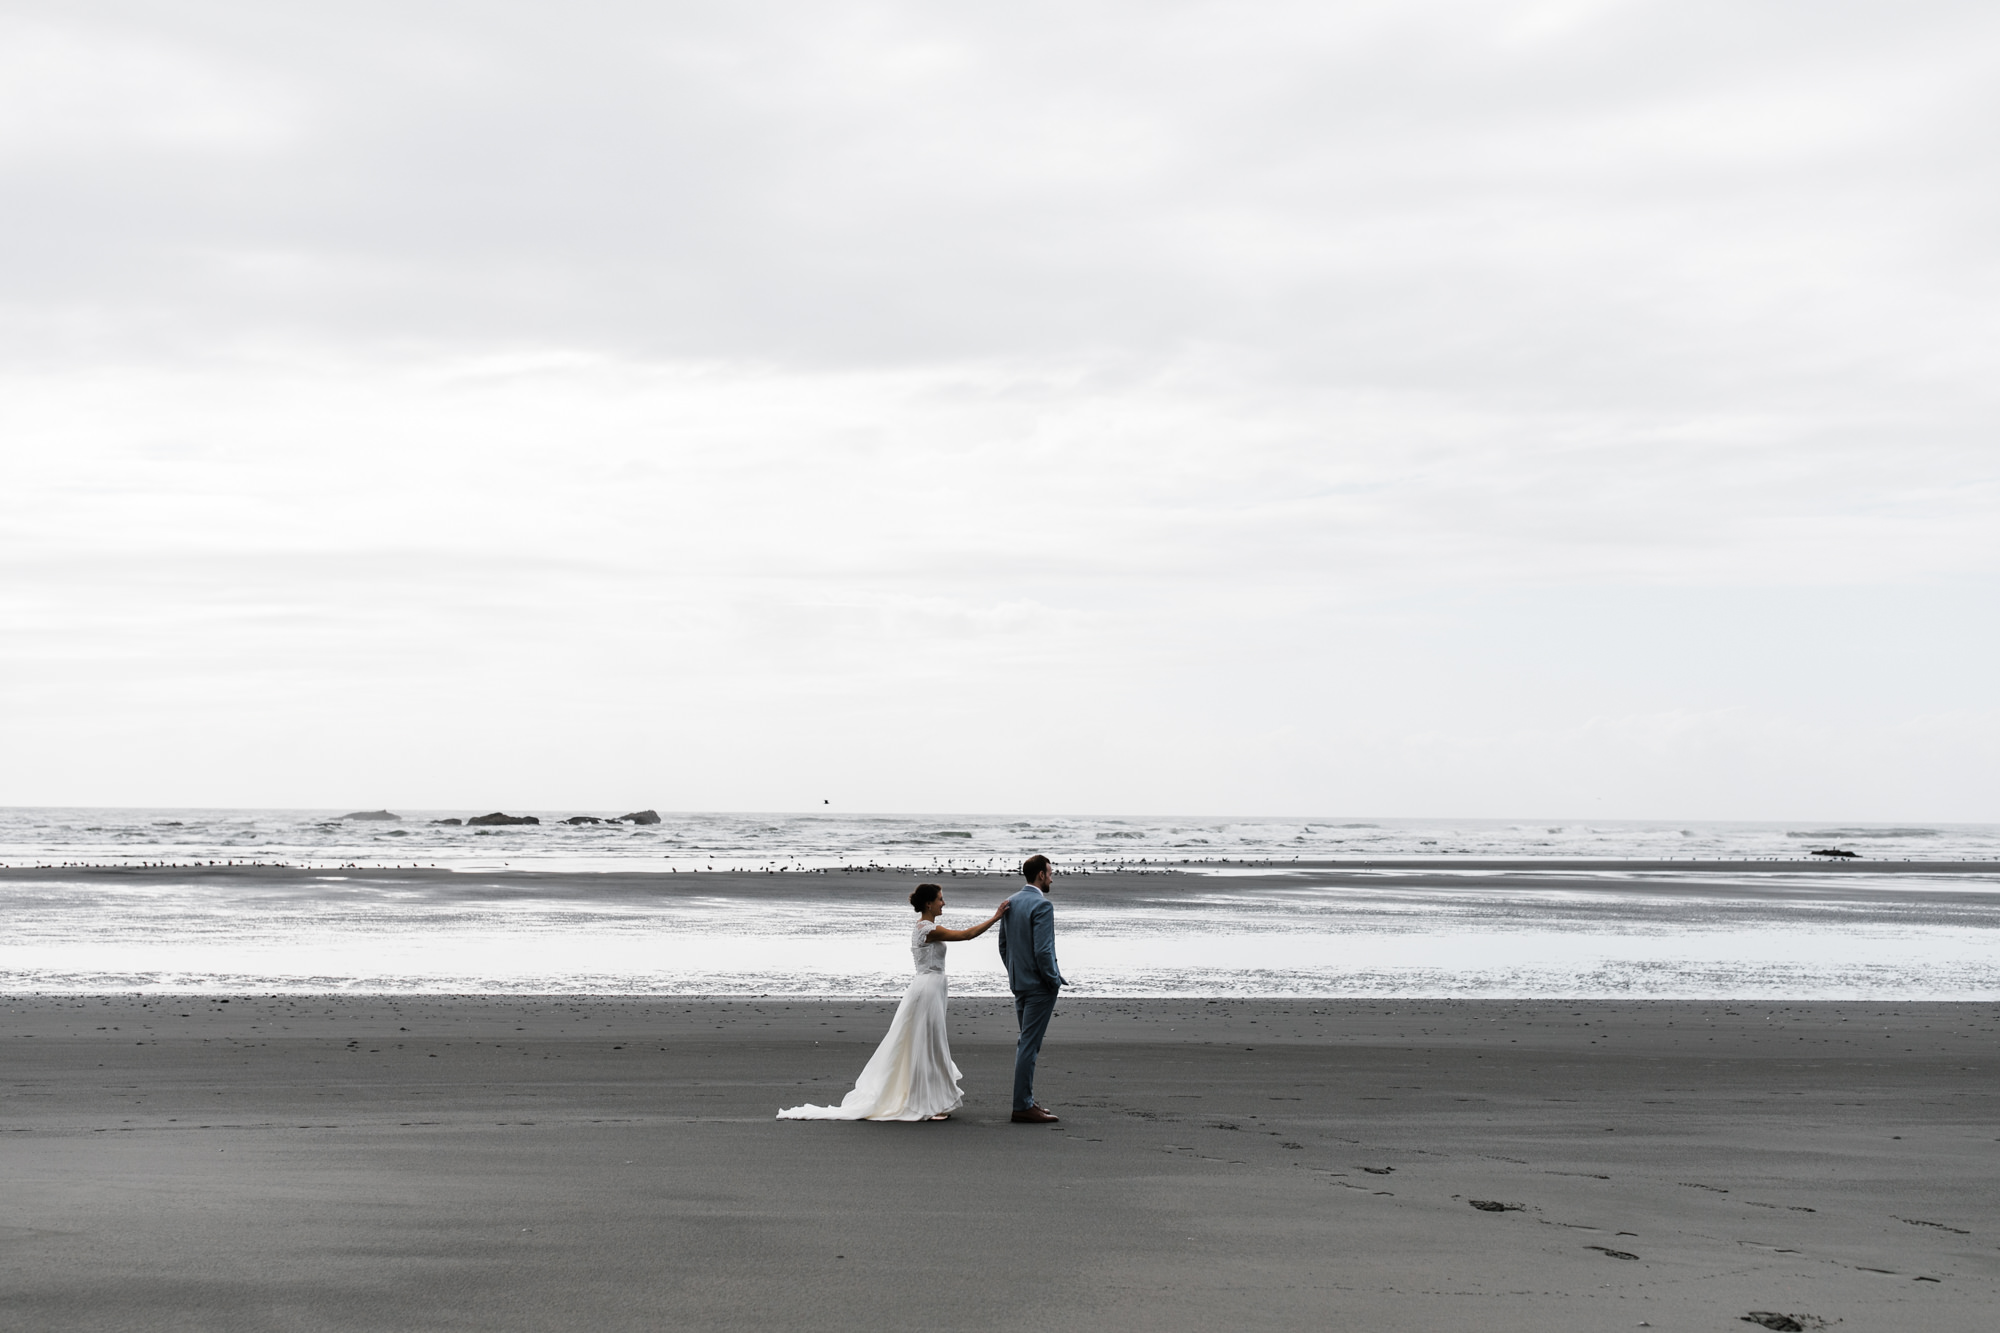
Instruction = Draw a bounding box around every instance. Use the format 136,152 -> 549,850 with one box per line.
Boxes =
997,886 -> 1066,994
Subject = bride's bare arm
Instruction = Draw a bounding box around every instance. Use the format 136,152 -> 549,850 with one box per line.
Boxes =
924,905 -> 1008,943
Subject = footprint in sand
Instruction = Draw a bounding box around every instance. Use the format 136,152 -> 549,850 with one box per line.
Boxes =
1468,1199 -> 1522,1212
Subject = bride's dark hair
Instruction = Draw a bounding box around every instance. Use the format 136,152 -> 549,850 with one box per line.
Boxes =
909,883 -> 942,912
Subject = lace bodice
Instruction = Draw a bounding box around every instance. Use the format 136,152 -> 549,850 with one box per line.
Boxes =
911,918 -> 946,974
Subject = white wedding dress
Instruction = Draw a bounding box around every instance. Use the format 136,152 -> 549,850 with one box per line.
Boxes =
777,917 -> 965,1121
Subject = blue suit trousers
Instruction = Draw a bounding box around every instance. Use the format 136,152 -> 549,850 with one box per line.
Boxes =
1012,987 -> 1058,1111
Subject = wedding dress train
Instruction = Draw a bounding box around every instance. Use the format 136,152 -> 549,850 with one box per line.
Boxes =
777,917 -> 964,1121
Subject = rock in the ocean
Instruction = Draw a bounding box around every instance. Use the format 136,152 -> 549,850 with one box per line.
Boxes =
431,818 -> 463,826
342,809 -> 401,821
562,815 -> 602,825
466,812 -> 540,826
619,809 -> 662,825
1808,847 -> 1859,858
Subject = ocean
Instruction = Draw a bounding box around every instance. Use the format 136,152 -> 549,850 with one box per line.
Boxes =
3,808 -> 1996,999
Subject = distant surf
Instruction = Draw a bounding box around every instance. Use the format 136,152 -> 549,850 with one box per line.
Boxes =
3,808 -> 1995,872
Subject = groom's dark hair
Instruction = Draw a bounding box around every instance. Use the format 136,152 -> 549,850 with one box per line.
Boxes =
1022,854 -> 1051,882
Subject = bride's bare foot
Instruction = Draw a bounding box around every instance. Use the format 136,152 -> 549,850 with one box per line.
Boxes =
929,1113 -> 951,1121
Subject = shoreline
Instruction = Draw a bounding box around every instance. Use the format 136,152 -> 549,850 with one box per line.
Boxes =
6,863 -> 1998,1004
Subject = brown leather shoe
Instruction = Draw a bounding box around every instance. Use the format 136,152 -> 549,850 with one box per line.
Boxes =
1010,1106 -> 1060,1123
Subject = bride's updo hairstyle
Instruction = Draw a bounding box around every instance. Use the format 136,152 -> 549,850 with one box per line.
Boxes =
909,883 -> 942,912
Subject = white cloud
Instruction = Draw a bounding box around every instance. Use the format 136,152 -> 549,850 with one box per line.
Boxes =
0,1 -> 1995,816
0,14 -> 299,159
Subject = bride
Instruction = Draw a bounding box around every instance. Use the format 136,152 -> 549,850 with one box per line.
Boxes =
778,883 -> 1006,1122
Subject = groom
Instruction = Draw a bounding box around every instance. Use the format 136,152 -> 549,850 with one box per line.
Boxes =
997,853 -> 1067,1123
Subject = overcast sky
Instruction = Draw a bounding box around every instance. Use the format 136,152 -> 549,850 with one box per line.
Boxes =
2,1 -> 1996,818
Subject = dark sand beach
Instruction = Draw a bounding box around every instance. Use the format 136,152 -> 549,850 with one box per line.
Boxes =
4,992 -> 1996,1331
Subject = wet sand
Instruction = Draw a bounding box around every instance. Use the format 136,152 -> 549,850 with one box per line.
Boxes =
3,995 -> 1996,1331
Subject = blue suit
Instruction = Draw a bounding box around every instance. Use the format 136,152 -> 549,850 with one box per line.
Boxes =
996,885 -> 1066,1111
